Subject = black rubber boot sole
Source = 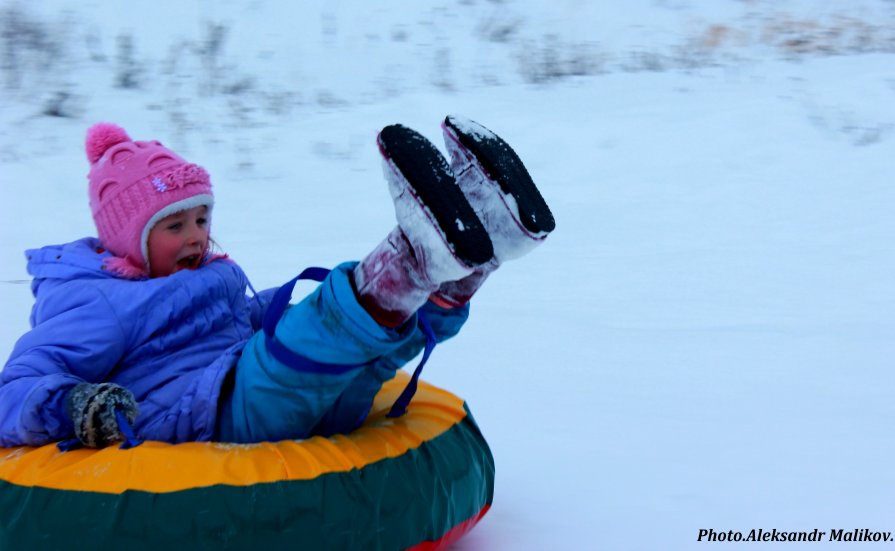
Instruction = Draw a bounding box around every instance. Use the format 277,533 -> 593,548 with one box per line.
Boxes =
378,124 -> 494,267
444,116 -> 556,235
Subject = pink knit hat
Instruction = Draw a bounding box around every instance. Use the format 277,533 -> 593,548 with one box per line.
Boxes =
85,123 -> 214,277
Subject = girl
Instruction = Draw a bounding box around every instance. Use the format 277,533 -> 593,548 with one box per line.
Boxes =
0,116 -> 554,448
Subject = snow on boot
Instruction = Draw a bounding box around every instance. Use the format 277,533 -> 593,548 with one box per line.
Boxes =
353,124 -> 494,327
432,116 -> 556,308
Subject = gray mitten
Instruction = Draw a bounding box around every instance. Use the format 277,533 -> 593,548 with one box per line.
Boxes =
66,382 -> 139,448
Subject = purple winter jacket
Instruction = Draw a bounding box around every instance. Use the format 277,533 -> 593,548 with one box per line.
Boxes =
0,237 -> 271,447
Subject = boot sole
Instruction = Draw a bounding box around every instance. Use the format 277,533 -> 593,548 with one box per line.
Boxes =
378,124 -> 494,267
443,116 -> 556,235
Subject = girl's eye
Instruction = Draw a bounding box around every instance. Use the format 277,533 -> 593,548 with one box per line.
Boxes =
197,217 -> 208,226
167,222 -> 183,231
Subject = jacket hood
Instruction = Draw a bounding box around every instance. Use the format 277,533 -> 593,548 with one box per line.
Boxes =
26,237 -> 124,297
26,237 -> 231,297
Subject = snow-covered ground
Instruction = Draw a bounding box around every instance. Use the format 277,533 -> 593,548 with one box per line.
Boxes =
1,1 -> 894,549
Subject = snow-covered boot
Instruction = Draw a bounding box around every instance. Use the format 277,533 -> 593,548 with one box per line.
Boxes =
353,124 -> 494,327
432,116 -> 556,308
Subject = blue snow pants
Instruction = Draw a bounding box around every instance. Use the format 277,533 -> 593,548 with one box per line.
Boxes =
215,262 -> 469,443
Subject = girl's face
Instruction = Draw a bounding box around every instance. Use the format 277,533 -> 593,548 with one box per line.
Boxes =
147,205 -> 210,278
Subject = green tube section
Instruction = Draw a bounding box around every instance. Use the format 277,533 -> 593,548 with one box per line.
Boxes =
0,407 -> 495,551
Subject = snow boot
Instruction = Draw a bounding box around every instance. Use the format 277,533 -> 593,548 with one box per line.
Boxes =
353,124 -> 494,327
431,116 -> 556,308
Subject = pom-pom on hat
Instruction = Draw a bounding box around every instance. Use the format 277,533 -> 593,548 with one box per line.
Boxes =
85,123 -> 214,277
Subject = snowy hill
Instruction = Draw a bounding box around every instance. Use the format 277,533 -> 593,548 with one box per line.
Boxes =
2,1 -> 894,549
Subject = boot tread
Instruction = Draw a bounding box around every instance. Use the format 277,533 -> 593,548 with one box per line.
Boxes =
444,116 -> 555,234
378,124 -> 494,266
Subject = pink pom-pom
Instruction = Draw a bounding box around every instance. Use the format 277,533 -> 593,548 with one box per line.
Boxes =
85,123 -> 131,164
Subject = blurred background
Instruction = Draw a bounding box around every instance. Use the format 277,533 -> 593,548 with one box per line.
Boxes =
2,2 -> 894,549
2,0 -> 893,158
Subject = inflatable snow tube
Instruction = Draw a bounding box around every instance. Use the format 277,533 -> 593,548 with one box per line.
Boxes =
0,372 -> 494,550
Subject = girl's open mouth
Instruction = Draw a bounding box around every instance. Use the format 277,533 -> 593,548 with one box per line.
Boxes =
176,255 -> 201,270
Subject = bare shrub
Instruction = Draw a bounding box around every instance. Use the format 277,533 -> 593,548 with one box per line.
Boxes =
115,34 -> 141,89
694,12 -> 895,60
432,47 -> 455,92
620,50 -> 669,73
197,22 -> 228,96
0,4 -> 63,91
517,34 -> 605,84
41,90 -> 81,118
477,13 -> 524,44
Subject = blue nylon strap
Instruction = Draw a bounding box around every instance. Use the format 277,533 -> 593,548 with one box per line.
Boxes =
56,408 -> 144,451
262,266 -> 331,335
264,265 -> 438,417
115,409 -> 144,450
57,437 -> 82,451
387,309 -> 437,418
262,267 -> 369,375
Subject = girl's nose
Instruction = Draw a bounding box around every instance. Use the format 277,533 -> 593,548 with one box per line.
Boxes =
185,222 -> 205,245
